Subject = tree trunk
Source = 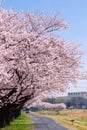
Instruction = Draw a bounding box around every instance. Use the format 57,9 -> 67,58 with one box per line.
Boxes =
0,106 -> 10,127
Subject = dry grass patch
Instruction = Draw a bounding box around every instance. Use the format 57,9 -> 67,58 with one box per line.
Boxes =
34,109 -> 87,130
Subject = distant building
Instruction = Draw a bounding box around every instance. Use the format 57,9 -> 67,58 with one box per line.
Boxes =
67,91 -> 87,99
65,91 -> 87,109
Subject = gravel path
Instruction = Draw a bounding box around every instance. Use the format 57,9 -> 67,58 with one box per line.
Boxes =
30,114 -> 69,130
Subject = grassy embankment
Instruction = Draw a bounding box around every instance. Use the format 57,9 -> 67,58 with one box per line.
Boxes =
0,112 -> 34,130
34,109 -> 87,130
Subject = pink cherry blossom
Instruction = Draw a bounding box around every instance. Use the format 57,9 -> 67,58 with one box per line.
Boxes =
0,7 -> 86,126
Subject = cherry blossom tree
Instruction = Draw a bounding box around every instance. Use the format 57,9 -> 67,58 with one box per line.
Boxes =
29,100 -> 66,115
30,100 -> 66,109
0,7 -> 86,126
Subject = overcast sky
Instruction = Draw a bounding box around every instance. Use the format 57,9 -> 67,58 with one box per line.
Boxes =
1,0 -> 87,92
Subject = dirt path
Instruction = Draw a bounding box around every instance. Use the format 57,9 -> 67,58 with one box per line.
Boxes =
30,114 -> 69,130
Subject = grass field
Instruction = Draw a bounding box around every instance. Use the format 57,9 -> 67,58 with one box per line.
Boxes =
34,109 -> 87,130
0,112 -> 34,130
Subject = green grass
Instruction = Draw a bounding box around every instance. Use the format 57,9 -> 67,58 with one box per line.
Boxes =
0,112 -> 34,130
76,118 -> 87,123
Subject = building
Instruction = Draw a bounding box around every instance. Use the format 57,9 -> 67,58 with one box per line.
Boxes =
66,91 -> 87,109
68,91 -> 87,99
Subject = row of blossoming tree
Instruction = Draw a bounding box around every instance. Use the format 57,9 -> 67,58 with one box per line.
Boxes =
28,99 -> 66,114
0,6 -> 86,127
